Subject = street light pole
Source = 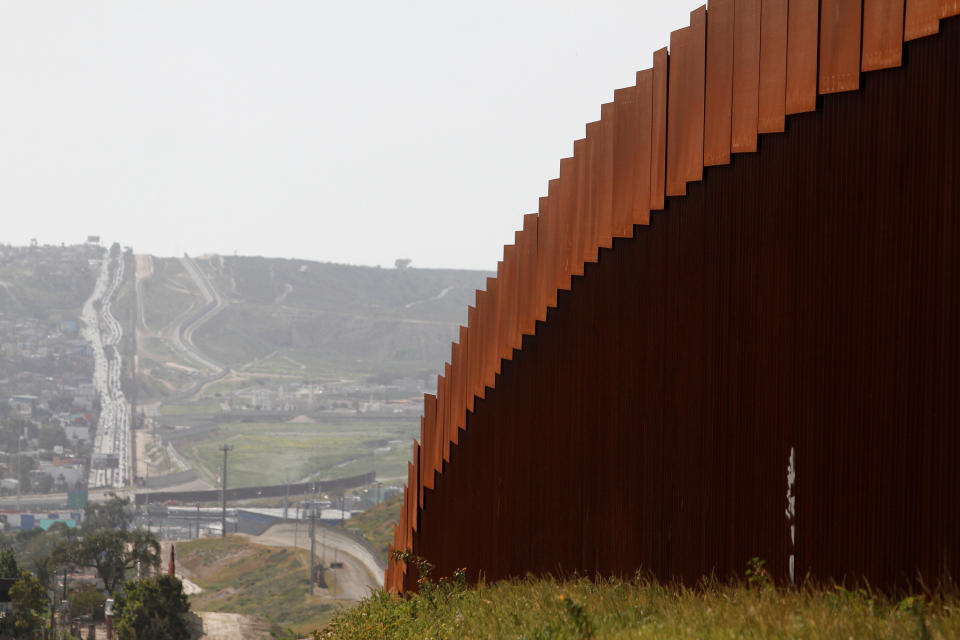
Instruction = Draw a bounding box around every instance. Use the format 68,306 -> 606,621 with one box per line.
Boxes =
219,444 -> 234,538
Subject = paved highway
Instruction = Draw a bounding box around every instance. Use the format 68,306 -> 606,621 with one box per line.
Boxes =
81,249 -> 131,489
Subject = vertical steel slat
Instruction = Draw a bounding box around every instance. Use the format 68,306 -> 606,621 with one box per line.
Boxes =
634,69 -> 654,225
687,6 -> 707,184
517,216 -> 538,337
575,135 -> 594,272
613,86 -> 639,238
667,8 -> 707,195
906,0 -> 941,39
862,0 -> 906,70
786,0 -> 820,113
820,0 -> 863,93
668,26 -> 692,196
705,0 -> 735,166
457,326 -> 469,434
733,0 -> 761,152
758,0 -> 789,133
483,277 -> 498,392
421,393 -> 437,492
558,157 -> 577,290
598,102 -> 616,248
441,364 -> 452,462
651,47 -> 669,209
502,244 -> 519,362
942,0 -> 960,17
466,304 -> 479,407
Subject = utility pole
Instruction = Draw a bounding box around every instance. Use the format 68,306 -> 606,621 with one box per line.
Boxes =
196,503 -> 200,539
283,474 -> 289,521
219,444 -> 234,538
16,433 -> 21,512
308,501 -> 316,596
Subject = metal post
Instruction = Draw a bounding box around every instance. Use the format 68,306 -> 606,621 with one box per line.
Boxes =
219,444 -> 233,538
196,503 -> 200,539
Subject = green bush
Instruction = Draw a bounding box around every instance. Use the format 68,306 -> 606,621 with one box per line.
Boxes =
69,585 -> 106,621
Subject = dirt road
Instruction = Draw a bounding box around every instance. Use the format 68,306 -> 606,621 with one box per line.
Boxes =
242,522 -> 383,602
186,611 -> 276,640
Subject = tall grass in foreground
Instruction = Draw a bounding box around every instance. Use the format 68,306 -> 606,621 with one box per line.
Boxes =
318,571 -> 959,639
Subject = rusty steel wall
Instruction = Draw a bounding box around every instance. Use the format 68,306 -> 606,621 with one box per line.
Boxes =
386,6 -> 960,594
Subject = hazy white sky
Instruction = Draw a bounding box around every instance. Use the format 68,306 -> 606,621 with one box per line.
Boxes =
0,1 -> 696,270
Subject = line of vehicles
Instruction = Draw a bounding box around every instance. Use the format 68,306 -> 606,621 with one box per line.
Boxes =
81,248 -> 130,489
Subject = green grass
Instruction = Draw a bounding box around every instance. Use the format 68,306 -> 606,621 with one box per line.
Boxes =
177,535 -> 335,635
159,400 -> 223,415
177,419 -> 418,487
320,575 -> 960,640
345,495 -> 403,563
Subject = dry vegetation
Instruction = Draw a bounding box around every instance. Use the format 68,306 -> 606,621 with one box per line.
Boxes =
320,572 -> 960,640
176,536 -> 337,635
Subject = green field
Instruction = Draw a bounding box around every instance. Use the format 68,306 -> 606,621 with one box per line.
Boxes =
159,400 -> 223,415
177,419 -> 418,487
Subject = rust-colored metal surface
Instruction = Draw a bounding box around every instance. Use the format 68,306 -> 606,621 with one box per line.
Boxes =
704,0 -> 734,166
598,103 -> 616,247
557,157 -> 577,287
820,0 -> 863,93
687,6 -> 707,183
385,10 -> 960,595
633,69 -> 653,225
518,215 -> 538,336
863,0 -> 906,70
612,86 -> 639,236
758,0 -> 788,132
667,8 -> 706,196
906,0 -> 941,39
574,135 -> 592,273
732,0 -> 761,152
944,0 -> 960,18
667,25 -> 691,196
650,48 -> 668,209
786,0 -> 820,113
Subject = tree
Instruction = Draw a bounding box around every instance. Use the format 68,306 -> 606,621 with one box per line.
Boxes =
0,548 -> 19,579
74,528 -> 160,595
9,570 -> 48,639
125,529 -> 160,580
113,575 -> 190,640
20,521 -> 76,592
76,529 -> 126,595
82,492 -> 133,533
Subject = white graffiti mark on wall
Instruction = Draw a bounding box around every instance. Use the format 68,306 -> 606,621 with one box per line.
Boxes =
786,446 -> 796,583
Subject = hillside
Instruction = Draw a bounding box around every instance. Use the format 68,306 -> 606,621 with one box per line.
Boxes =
347,494 -> 403,563
136,255 -> 489,396
176,536 -> 334,635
